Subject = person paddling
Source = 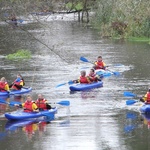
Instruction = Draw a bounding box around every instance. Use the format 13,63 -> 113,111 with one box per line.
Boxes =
93,56 -> 106,70
36,94 -> 51,111
0,77 -> 10,92
140,88 -> 150,104
73,70 -> 91,84
88,68 -> 102,82
15,95 -> 39,112
10,74 -> 25,90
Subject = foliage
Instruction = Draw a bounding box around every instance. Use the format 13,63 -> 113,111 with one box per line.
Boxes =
91,0 -> 150,40
6,49 -> 31,60
66,1 -> 83,11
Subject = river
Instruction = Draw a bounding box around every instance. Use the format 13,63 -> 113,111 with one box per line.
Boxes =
0,13 -> 150,150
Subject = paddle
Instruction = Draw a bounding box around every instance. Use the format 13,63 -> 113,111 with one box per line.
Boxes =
80,56 -> 93,64
51,100 -> 70,106
126,99 -> 139,105
106,69 -> 120,76
0,98 -> 21,106
55,80 -> 74,88
80,56 -> 120,76
123,91 -> 137,97
0,98 -> 70,107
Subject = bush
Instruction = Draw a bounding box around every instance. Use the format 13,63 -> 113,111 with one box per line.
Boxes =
6,49 -> 31,60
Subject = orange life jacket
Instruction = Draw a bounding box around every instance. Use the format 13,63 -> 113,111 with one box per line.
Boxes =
95,61 -> 105,70
0,82 -> 7,92
36,99 -> 47,110
11,80 -> 23,90
24,101 -> 34,112
80,76 -> 90,84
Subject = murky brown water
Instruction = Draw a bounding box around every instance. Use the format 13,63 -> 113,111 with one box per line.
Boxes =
0,14 -> 150,150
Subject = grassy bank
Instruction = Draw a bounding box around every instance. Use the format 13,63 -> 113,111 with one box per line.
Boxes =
91,0 -> 150,43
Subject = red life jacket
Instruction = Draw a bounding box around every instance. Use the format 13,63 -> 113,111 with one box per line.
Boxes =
95,61 -> 105,70
11,80 -> 23,90
0,82 -> 7,92
36,99 -> 47,110
146,92 -> 150,103
80,76 -> 89,84
88,73 -> 97,82
24,101 -> 34,112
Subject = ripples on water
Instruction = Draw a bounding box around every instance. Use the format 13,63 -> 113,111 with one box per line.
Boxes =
0,13 -> 150,150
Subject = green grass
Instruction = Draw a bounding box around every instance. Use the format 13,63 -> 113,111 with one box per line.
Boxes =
127,37 -> 150,42
6,49 -> 31,60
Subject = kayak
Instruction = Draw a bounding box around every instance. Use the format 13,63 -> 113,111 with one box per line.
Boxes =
69,81 -> 103,91
96,69 -> 120,77
140,104 -> 150,114
0,87 -> 32,96
5,107 -> 57,121
96,69 -> 112,77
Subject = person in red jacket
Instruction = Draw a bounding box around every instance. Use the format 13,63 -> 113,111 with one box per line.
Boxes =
73,70 -> 91,84
93,56 -> 106,70
88,68 -> 102,82
35,94 -> 51,111
15,95 -> 39,112
140,88 -> 150,104
0,77 -> 9,92
10,74 -> 25,90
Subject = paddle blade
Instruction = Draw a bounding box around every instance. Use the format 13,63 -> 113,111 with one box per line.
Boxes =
55,83 -> 67,88
0,98 -> 21,106
126,100 -> 138,105
57,101 -> 70,106
113,71 -> 120,76
68,80 -> 74,85
9,101 -> 22,106
124,91 -> 136,97
80,56 -> 89,63
56,80 -> 74,88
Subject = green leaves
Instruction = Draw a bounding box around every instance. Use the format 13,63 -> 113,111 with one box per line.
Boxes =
6,49 -> 31,60
66,2 -> 83,11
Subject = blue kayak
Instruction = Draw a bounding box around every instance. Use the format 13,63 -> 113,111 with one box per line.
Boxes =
96,69 -> 112,77
140,104 -> 150,114
5,107 -> 57,121
0,87 -> 32,96
69,81 -> 103,91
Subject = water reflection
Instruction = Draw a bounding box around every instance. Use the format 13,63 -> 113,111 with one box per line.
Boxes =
141,114 -> 150,129
5,118 -> 52,140
124,111 -> 145,134
124,111 -> 138,133
70,89 -> 101,99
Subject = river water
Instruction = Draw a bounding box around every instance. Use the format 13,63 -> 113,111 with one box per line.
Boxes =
0,14 -> 150,150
